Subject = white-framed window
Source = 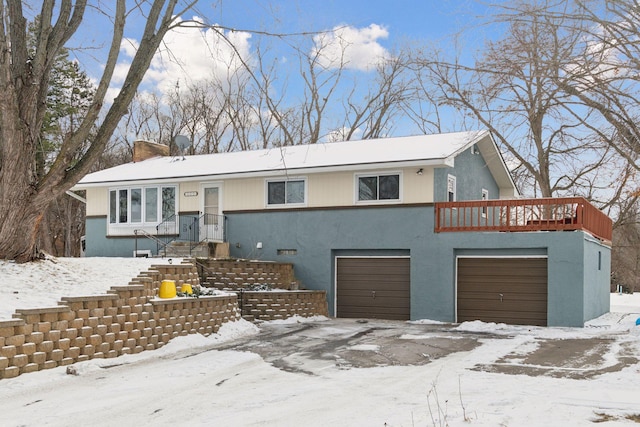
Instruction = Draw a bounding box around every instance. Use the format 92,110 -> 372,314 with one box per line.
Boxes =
266,178 -> 306,206
356,172 -> 401,202
447,174 -> 456,202
109,185 -> 177,225
481,188 -> 489,216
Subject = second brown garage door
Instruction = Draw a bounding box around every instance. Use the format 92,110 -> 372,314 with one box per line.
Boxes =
457,257 -> 548,326
336,257 -> 410,320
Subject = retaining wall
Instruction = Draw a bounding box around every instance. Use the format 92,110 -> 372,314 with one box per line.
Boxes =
240,290 -> 328,322
0,263 -> 240,380
1,261 -> 330,381
198,259 -> 299,290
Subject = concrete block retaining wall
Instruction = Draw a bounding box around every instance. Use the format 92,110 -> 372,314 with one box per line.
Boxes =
0,263 -> 240,380
198,259 -> 298,290
240,290 -> 328,322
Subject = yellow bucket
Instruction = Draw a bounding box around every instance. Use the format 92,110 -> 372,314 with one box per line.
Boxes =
158,280 -> 176,298
180,284 -> 193,295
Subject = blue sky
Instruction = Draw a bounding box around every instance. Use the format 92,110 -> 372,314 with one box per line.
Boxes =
206,0 -> 485,39
64,0 -> 502,139
71,0 -> 496,87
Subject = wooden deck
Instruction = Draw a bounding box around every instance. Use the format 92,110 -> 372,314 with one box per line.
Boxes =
435,197 -> 612,243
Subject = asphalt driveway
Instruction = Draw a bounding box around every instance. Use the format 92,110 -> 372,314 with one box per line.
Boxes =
215,318 -> 639,379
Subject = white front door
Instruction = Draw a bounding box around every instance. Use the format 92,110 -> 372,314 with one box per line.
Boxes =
201,184 -> 223,241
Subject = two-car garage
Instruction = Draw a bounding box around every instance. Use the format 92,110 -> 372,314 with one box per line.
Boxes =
335,255 -> 548,326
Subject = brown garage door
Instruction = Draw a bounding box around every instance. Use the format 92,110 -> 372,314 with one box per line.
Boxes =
336,257 -> 410,320
457,257 -> 548,326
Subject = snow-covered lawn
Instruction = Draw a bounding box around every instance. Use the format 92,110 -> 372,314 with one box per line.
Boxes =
0,257 -> 639,426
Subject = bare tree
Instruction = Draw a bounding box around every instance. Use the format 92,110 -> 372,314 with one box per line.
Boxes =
0,0 -> 196,262
408,1 -> 626,203
551,0 -> 640,168
337,53 -> 412,141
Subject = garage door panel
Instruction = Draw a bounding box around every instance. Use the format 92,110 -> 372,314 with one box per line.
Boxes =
338,295 -> 409,309
458,299 -> 547,312
457,257 -> 548,326
337,257 -> 410,320
459,258 -> 547,268
336,280 -> 409,291
458,293 -> 547,303
457,310 -> 547,325
341,304 -> 410,320
338,290 -> 410,300
458,284 -> 547,295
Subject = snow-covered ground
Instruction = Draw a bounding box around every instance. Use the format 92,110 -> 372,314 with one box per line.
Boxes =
0,257 -> 639,426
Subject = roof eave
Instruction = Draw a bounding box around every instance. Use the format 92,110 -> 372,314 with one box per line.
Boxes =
73,157 -> 451,188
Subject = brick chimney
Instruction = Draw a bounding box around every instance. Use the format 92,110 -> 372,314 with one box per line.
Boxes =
133,140 -> 169,162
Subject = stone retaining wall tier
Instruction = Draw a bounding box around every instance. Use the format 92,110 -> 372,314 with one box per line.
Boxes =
240,290 -> 328,322
198,259 -> 299,290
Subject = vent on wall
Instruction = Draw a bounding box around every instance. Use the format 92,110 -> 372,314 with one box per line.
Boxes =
277,249 -> 297,255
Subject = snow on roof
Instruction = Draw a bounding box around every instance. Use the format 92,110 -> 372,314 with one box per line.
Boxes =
76,130 -> 489,186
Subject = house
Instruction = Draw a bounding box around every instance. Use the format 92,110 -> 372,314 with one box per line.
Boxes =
73,130 -> 613,327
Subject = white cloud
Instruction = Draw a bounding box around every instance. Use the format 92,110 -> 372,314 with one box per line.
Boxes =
311,24 -> 390,71
326,127 -> 363,142
106,16 -> 253,100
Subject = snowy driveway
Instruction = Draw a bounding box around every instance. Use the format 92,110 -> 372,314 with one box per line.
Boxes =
223,318 -> 638,379
2,316 -> 640,426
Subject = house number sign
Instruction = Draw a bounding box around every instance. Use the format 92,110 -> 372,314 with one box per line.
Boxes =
184,191 -> 198,197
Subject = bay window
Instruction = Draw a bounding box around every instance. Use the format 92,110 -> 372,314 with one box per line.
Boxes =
109,185 -> 177,227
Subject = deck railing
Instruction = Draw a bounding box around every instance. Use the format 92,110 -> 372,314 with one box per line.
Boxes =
435,197 -> 612,242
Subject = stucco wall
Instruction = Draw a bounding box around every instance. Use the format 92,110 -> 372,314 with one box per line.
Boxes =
85,217 -> 156,257
225,206 -> 610,327
434,146 -> 501,202
582,237 -> 611,322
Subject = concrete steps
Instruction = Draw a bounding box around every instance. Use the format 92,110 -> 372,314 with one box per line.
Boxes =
158,241 -> 209,258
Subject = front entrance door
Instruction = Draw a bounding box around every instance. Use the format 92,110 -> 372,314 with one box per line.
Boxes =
201,184 -> 222,241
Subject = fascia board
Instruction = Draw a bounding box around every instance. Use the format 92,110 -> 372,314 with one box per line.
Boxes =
73,158 -> 449,188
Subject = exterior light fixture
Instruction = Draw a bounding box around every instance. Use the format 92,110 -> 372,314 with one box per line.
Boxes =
416,168 -> 424,175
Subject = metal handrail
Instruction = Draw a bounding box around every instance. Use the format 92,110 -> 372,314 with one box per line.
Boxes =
435,197 -> 612,242
134,229 -> 169,257
134,213 -> 226,257
186,213 -> 226,256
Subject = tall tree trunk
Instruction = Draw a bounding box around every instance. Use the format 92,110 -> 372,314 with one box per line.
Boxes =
0,0 -> 187,262
0,196 -> 48,262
